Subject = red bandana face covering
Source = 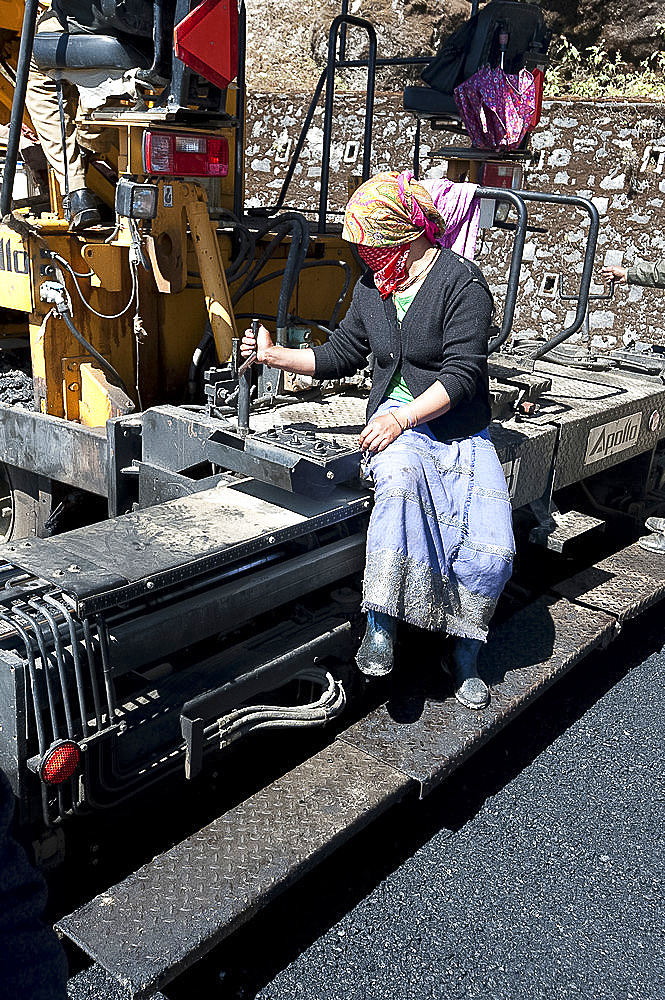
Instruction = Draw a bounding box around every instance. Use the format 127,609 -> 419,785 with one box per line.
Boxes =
357,244 -> 411,299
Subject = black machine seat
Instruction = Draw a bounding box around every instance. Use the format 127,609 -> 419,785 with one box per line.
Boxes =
403,87 -> 459,121
404,0 -> 549,123
33,32 -> 152,72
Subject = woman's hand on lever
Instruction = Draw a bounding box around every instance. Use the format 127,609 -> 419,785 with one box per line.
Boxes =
240,325 -> 316,376
241,323 -> 273,362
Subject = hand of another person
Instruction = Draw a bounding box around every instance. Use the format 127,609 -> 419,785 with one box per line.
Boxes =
359,412 -> 404,453
241,324 -> 274,362
601,264 -> 627,285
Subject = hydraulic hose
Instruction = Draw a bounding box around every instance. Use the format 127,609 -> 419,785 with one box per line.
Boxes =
212,668 -> 346,750
187,322 -> 215,402
61,311 -> 131,396
244,259 -> 351,330
189,212 -> 312,399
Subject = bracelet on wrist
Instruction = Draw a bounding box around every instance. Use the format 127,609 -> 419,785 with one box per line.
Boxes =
401,405 -> 417,429
389,410 -> 406,432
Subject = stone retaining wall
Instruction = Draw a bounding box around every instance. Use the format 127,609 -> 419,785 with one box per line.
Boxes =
245,96 -> 665,348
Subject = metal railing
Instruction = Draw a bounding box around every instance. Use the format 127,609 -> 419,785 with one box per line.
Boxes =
521,193 -> 600,359
256,5 -> 429,227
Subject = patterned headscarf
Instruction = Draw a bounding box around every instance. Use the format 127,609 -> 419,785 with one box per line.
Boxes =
342,170 -> 445,248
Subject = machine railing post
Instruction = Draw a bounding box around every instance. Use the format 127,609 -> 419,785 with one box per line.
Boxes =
318,14 -> 377,233
339,0 -> 349,62
0,0 -> 40,217
473,188 -> 527,354
520,193 -> 600,359
264,69 -> 326,217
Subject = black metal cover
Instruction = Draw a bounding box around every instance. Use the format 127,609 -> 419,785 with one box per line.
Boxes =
56,742 -> 413,998
0,403 -> 108,495
0,481 -> 370,616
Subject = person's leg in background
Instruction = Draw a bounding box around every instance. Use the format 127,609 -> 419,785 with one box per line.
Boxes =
25,10 -> 100,229
0,768 -> 68,1000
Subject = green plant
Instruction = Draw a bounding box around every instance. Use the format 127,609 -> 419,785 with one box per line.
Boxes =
545,33 -> 665,100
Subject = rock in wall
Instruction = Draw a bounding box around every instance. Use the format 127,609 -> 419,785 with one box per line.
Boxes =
246,0 -> 467,91
544,0 -> 664,65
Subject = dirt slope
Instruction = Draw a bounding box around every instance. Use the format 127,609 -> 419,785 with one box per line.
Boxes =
245,0 -> 662,92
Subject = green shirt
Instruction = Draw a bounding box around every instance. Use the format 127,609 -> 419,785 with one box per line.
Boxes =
385,287 -> 417,403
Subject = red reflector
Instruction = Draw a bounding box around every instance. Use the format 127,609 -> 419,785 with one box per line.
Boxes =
143,131 -> 229,177
41,741 -> 81,785
174,0 -> 238,90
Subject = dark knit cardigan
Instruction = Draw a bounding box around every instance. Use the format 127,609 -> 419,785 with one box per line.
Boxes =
312,249 -> 493,441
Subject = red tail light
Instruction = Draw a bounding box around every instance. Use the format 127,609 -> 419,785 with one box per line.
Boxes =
481,161 -> 523,190
40,741 -> 81,785
143,131 -> 229,177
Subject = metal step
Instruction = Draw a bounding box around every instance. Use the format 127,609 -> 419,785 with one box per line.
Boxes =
530,508 -> 605,552
56,742 -> 413,999
552,540 -> 665,619
339,595 -> 615,795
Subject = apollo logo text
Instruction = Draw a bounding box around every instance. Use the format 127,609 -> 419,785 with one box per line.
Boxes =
584,412 -> 642,465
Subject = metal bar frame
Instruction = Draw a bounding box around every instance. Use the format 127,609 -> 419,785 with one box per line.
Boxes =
520,192 -> 600,359
0,0 -> 40,217
470,188 -> 600,356
474,186 -> 527,353
318,14 -> 377,233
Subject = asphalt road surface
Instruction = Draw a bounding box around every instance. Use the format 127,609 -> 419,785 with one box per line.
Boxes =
68,607 -> 665,1000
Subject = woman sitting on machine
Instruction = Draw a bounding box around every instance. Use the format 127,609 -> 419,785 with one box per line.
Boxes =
241,170 -> 515,710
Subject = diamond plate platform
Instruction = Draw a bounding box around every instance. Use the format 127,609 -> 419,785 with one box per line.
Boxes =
250,395 -> 367,451
56,742 -> 413,999
552,541 -> 665,619
0,480 -> 369,616
339,596 -> 615,795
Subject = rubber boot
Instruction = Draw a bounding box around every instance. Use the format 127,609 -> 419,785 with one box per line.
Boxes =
68,187 -> 101,231
638,530 -> 665,554
446,637 -> 490,710
356,609 -> 396,677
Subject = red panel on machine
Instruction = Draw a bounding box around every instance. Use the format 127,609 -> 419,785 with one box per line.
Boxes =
174,0 -> 238,90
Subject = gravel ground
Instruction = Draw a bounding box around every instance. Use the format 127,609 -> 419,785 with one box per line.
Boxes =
68,610 -> 665,1000
0,358 -> 33,408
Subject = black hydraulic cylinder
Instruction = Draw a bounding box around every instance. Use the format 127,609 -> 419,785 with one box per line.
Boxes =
0,0 -> 40,217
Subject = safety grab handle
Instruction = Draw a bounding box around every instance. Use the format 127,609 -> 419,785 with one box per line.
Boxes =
475,187 -> 528,354
517,192 -> 600,359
